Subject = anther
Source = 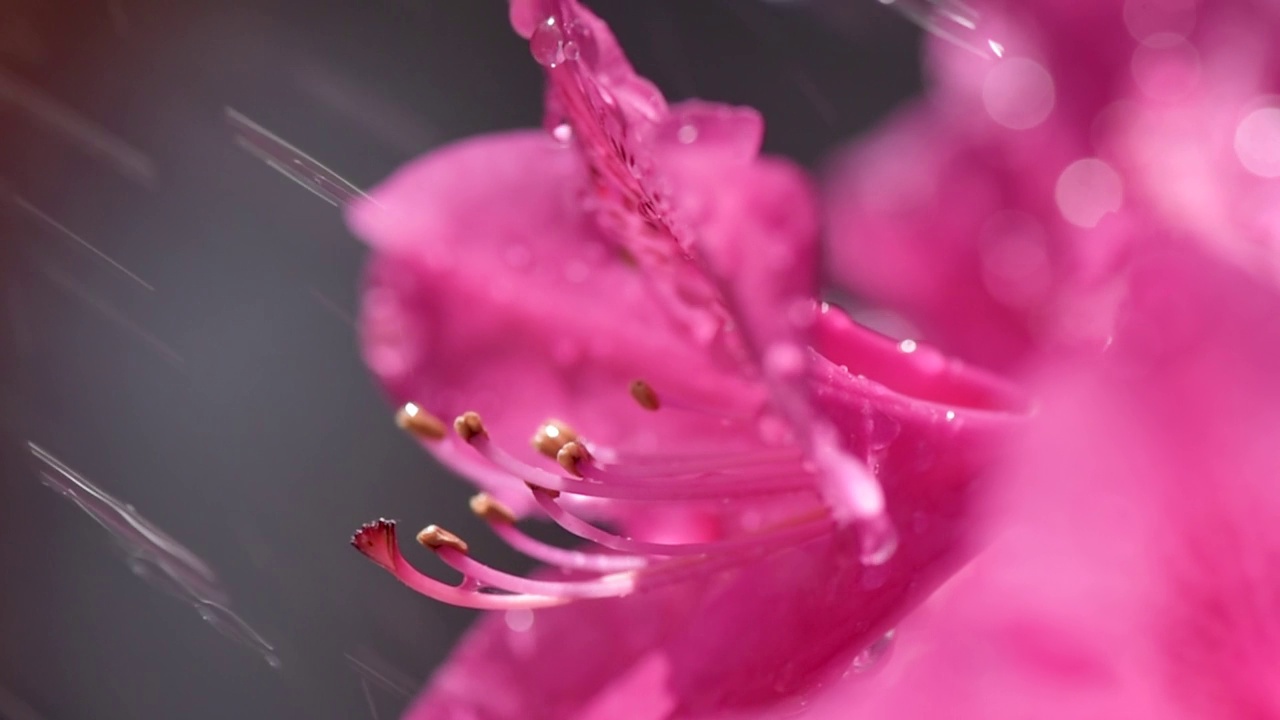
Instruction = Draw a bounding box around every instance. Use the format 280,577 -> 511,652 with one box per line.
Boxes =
454,411 -> 487,442
556,441 -> 591,477
395,403 -> 446,440
416,525 -> 469,553
630,380 -> 660,411
469,493 -> 516,524
531,419 -> 579,459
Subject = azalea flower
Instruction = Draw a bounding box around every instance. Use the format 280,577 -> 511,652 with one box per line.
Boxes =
824,0 -> 1280,370
346,0 -> 1024,716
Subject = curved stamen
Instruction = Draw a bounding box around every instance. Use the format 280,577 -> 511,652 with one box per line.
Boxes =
531,419 -> 579,459
350,519 -> 568,610
395,403 -> 447,441
561,442 -> 817,498
430,543 -> 636,599
596,446 -> 805,477
455,414 -> 813,501
471,493 -> 649,572
531,488 -> 832,557
430,534 -> 815,601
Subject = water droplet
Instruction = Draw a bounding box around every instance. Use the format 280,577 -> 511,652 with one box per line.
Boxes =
764,343 -> 807,379
1055,158 -> 1124,228
551,122 -> 573,144
864,407 -> 901,451
1235,105 -> 1280,178
859,514 -> 899,566
505,609 -> 535,632
850,630 -> 896,674
898,338 -> 918,353
945,410 -> 957,422
756,413 -> 794,445
676,124 -> 698,144
982,57 -> 1055,130
530,18 -> 565,67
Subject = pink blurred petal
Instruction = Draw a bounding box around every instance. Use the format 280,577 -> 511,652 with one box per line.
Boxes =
811,245 -> 1280,718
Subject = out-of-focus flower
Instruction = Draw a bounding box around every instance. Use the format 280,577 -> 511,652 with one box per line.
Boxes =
811,244 -> 1280,719
347,0 -> 1023,716
825,0 -> 1280,370
818,0 -> 1280,715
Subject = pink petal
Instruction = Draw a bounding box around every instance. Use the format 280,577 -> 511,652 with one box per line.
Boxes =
347,131 -> 753,512
405,316 -> 1024,718
811,245 -> 1280,718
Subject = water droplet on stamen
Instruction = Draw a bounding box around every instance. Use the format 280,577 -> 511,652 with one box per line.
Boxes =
530,18 -> 565,67
850,630 -> 896,674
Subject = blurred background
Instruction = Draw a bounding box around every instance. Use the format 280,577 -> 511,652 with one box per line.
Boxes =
0,1 -> 920,717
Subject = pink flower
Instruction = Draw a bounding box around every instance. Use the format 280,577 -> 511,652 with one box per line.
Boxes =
824,0 -> 1280,370
810,243 -> 1280,719
346,0 -> 1023,716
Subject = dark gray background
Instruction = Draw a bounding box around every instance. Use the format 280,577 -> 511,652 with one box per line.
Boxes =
0,1 -> 919,717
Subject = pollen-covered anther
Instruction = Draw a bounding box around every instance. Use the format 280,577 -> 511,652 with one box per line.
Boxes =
469,493 -> 516,524
556,441 -> 591,477
630,380 -> 661,411
531,419 -> 579,459
454,411 -> 488,442
395,403 -> 446,441
416,524 -> 470,554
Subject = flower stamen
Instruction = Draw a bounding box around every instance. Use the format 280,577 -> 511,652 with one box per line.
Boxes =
531,419 -> 580,459
630,380 -> 660,410
556,441 -> 591,476
415,524 -> 470,553
350,519 -> 568,610
395,402 -> 446,441
470,493 -> 648,572
469,492 -> 517,524
454,411 -> 487,441
530,488 -> 832,556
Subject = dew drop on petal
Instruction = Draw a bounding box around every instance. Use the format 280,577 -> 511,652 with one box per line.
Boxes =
1123,0 -> 1197,42
850,630 -> 896,674
864,407 -> 901,452
1130,35 -> 1201,101
530,17 -> 565,67
756,413 -> 794,445
1055,158 -> 1124,228
764,342 -> 807,379
1234,105 -> 1280,178
551,122 -> 573,145
505,609 -> 535,633
859,514 -> 899,566
982,57 -> 1055,130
